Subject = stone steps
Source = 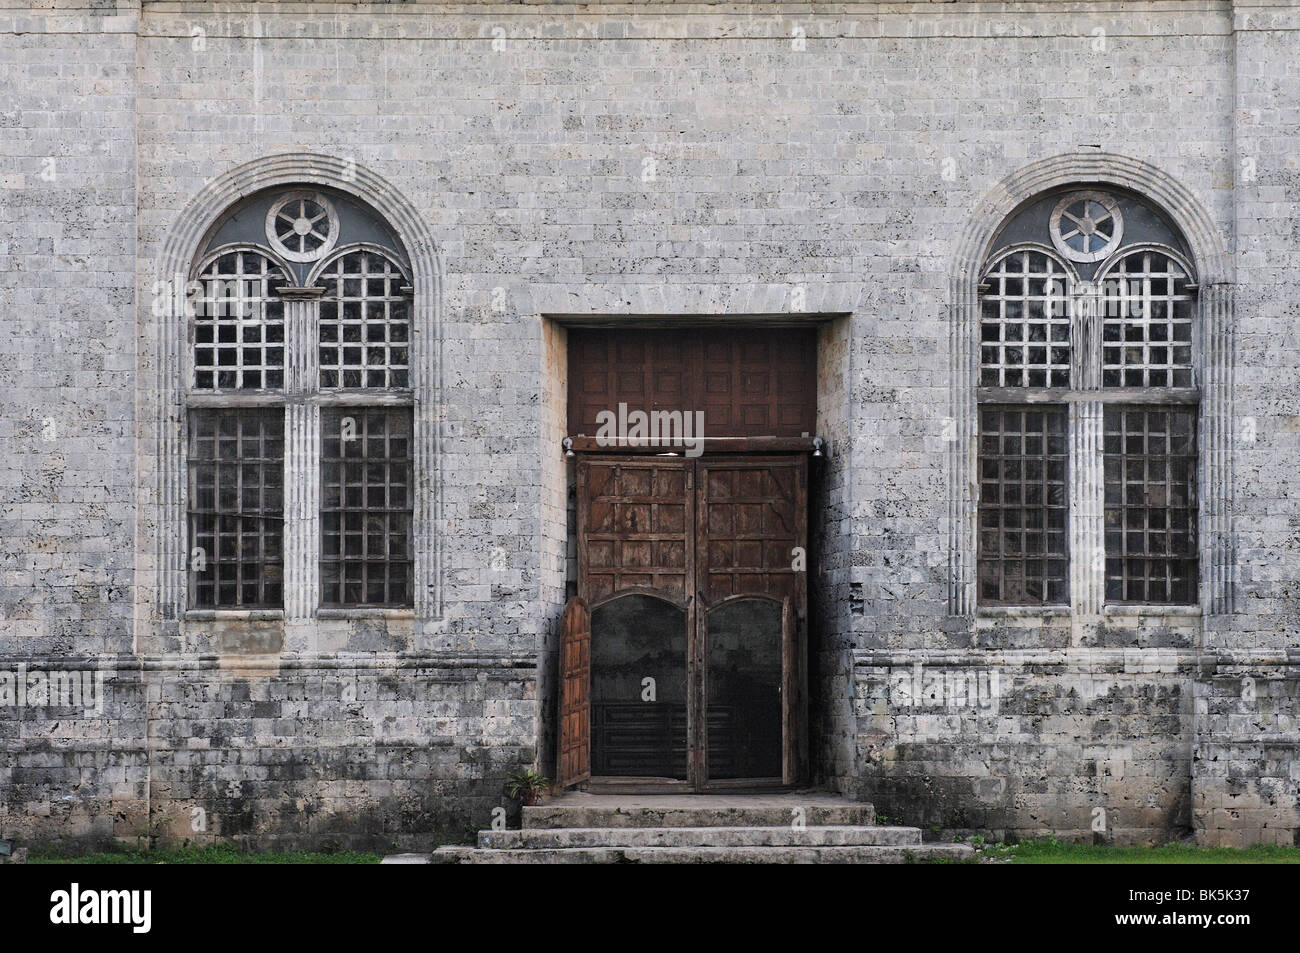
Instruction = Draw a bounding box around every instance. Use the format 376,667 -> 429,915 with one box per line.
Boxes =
430,843 -> 974,864
478,824 -> 923,849
522,796 -> 876,830
388,793 -> 975,864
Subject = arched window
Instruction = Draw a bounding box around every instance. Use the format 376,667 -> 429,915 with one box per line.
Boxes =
1100,248 -> 1195,389
187,188 -> 414,610
976,188 -> 1199,609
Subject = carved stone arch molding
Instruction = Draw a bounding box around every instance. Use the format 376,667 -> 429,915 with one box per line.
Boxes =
147,153 -> 444,630
947,153 -> 1235,617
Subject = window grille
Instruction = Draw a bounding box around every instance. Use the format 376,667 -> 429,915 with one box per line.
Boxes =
1103,407 -> 1198,604
317,250 -> 411,389
1101,250 -> 1194,388
193,250 -> 287,391
321,408 -> 414,607
977,407 -> 1069,605
188,408 -> 284,608
980,249 -> 1071,388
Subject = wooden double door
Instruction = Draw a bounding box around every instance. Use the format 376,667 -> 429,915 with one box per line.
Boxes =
561,454 -> 808,790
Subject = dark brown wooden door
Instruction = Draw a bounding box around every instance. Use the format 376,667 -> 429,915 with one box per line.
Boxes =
575,454 -> 807,789
781,597 -> 802,786
694,457 -> 807,785
557,596 -> 591,789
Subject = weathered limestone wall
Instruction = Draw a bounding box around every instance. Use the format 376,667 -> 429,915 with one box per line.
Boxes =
0,1 -> 143,847
1192,1 -> 1300,847
0,0 -> 1295,847
812,315 -> 856,791
0,4 -> 137,657
857,652 -> 1197,843
5,659 -> 533,850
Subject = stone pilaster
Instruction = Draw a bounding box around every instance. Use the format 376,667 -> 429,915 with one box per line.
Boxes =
1200,282 -> 1236,615
1070,400 -> 1105,620
279,287 -> 324,621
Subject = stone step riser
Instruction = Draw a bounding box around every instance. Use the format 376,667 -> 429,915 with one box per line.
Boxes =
432,844 -> 975,864
478,825 -> 922,849
522,806 -> 876,829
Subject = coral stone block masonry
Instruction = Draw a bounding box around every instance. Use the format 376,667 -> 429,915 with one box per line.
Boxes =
0,0 -> 1297,850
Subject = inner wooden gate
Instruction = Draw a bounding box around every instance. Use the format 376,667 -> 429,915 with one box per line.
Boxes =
572,454 -> 808,789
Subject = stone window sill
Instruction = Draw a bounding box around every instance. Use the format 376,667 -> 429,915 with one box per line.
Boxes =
185,609 -> 285,622
976,605 -> 1072,619
183,609 -> 416,621
316,608 -> 415,620
971,605 -> 1203,626
1103,605 -> 1201,618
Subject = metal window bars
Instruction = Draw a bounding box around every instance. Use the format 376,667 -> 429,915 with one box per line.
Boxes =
977,407 -> 1070,605
187,408 -> 285,608
320,408 -> 414,607
316,250 -> 411,389
193,250 -> 287,391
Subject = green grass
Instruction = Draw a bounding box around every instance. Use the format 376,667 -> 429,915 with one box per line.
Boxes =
27,837 -> 1300,865
29,843 -> 383,865
982,838 -> 1300,864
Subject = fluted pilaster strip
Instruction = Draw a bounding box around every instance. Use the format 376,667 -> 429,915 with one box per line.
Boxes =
948,276 -> 976,616
159,276 -> 187,618
285,401 -> 321,619
412,281 -> 439,620
1202,283 -> 1236,614
1071,400 -> 1105,616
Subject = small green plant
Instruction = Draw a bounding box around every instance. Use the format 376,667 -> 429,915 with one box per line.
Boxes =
505,768 -> 550,806
135,810 -> 171,852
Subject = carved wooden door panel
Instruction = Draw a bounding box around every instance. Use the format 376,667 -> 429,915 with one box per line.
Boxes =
557,596 -> 591,788
578,457 -> 693,605
694,456 -> 807,784
695,457 -> 806,606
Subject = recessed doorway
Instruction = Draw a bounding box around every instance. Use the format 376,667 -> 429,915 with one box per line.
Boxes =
556,324 -> 818,792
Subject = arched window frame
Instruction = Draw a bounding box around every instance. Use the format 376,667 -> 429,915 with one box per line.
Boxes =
151,155 -> 442,637
182,185 -> 420,616
975,244 -> 1078,608
1093,243 -> 1197,391
978,243 -> 1078,390
189,244 -> 294,393
1092,243 -> 1200,607
951,157 -> 1235,621
308,244 -> 414,392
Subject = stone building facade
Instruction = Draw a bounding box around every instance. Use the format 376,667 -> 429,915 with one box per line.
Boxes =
0,0 -> 1297,850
